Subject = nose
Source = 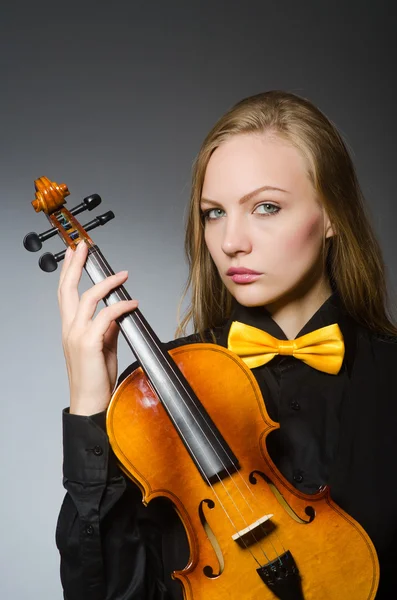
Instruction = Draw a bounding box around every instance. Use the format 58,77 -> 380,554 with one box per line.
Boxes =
221,214 -> 252,256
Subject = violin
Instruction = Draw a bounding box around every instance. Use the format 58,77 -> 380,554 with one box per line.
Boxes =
25,176 -> 380,599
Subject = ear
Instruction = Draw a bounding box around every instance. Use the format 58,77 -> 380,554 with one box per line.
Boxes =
324,213 -> 335,239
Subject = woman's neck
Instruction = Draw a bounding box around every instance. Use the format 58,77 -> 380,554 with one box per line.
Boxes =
265,277 -> 333,339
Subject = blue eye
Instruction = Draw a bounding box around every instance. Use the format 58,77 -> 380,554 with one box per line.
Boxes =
203,208 -> 225,221
255,203 -> 280,216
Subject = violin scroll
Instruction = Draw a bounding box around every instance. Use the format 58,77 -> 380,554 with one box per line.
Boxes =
32,176 -> 70,214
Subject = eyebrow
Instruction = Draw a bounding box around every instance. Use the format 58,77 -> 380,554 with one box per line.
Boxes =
200,185 -> 289,205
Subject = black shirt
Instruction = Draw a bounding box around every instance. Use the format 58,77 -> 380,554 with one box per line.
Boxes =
218,295 -> 351,496
56,294 -> 397,599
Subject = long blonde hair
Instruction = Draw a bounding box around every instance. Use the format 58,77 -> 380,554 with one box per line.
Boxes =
177,90 -> 396,339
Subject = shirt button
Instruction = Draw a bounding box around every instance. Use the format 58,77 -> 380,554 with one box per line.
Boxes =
93,445 -> 103,456
293,471 -> 304,483
85,525 -> 94,536
290,400 -> 301,411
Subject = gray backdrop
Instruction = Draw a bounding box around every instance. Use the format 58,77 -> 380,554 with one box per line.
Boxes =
1,1 -> 396,598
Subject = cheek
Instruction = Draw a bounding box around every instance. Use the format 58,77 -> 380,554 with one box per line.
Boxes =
281,213 -> 324,255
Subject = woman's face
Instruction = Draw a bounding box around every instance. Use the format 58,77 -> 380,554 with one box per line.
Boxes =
201,132 -> 333,309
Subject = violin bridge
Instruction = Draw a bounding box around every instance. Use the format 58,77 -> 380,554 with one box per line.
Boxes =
232,514 -> 275,547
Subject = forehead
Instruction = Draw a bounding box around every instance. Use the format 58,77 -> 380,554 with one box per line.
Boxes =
202,133 -> 312,200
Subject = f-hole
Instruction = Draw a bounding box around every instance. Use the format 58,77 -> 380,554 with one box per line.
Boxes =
250,471 -> 315,524
198,499 -> 225,578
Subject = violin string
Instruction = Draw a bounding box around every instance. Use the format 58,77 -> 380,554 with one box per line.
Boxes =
86,247 -> 290,567
79,234 -> 264,518
79,247 -> 261,566
80,247 -> 280,566
83,241 -> 252,508
85,246 -> 284,566
86,247 -> 283,566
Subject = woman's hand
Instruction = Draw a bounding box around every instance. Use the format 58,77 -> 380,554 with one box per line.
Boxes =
58,241 -> 138,416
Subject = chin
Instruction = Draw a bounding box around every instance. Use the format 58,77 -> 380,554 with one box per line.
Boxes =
229,285 -> 277,308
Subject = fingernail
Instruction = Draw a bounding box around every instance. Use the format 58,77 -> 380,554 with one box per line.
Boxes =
77,240 -> 86,252
119,270 -> 128,277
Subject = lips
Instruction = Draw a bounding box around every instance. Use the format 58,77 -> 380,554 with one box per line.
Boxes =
226,267 -> 262,284
226,267 -> 261,275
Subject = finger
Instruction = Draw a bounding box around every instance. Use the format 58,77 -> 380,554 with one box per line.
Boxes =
103,320 -> 121,354
90,299 -> 139,341
73,271 -> 131,328
58,245 -> 75,289
59,240 -> 88,295
58,241 -> 88,324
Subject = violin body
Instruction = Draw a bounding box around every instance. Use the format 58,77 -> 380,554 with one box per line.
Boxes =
107,343 -> 379,600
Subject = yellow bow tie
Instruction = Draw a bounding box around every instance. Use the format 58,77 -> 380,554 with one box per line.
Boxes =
227,321 -> 345,374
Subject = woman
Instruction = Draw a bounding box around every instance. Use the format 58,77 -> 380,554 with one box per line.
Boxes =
56,91 -> 397,599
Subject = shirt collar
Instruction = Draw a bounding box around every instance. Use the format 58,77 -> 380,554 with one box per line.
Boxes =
219,292 -> 357,375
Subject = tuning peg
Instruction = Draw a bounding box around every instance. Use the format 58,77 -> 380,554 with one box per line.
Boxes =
23,232 -> 43,252
39,250 -> 66,272
84,210 -> 114,232
71,194 -> 101,216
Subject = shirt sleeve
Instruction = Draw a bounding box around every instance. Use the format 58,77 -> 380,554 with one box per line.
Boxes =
55,331 -> 215,600
56,408 -> 173,600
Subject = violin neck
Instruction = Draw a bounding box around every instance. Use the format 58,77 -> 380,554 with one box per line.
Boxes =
84,245 -> 239,483
84,244 -> 164,363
